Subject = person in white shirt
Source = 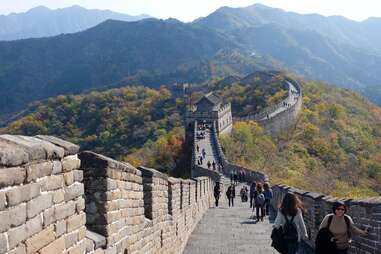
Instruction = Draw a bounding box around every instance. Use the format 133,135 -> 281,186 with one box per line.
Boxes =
273,193 -> 308,254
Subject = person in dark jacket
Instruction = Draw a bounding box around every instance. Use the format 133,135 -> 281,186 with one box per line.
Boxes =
249,182 -> 257,208
213,182 -> 221,207
263,182 -> 273,216
226,184 -> 235,207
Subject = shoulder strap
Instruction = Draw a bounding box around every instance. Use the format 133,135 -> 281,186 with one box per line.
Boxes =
344,215 -> 351,238
327,215 -> 334,228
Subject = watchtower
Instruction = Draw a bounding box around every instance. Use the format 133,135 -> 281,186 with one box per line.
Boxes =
185,92 -> 232,136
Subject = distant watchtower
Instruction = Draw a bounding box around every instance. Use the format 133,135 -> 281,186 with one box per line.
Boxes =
185,92 -> 233,136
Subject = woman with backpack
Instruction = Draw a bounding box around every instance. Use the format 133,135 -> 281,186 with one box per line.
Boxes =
317,201 -> 369,254
273,193 -> 308,254
263,182 -> 273,216
254,183 -> 266,221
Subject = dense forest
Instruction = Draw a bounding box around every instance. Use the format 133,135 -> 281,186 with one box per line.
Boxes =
2,73 -> 381,197
221,80 -> 381,198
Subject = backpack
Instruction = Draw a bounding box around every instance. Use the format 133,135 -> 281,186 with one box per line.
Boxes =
255,192 -> 266,206
315,214 -> 351,254
282,214 -> 298,242
328,214 -> 351,238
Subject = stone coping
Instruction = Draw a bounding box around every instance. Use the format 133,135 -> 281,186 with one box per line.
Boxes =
0,134 -> 79,167
274,184 -> 381,205
79,151 -> 140,176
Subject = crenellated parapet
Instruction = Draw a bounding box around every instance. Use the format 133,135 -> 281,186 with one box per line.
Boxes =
0,135 -> 85,254
0,135 -> 215,254
234,77 -> 303,136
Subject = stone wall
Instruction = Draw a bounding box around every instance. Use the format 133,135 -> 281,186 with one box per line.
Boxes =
0,135 -> 215,254
0,135 -> 85,254
80,151 -> 214,254
271,185 -> 381,254
210,123 -> 269,184
234,78 -> 303,136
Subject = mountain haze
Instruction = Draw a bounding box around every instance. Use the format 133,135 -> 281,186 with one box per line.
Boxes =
1,3 -> 381,121
0,5 -> 150,41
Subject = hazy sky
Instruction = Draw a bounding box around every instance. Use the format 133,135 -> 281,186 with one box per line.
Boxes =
0,0 -> 380,22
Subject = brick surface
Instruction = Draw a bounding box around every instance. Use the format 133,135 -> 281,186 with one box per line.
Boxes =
0,233 -> 7,254
8,224 -> 27,249
64,183 -> 84,202
25,225 -> 55,254
67,213 -> 86,232
62,156 -> 80,172
0,167 -> 25,188
7,244 -> 26,254
9,203 -> 27,227
7,183 -> 40,206
0,210 -> 10,232
26,161 -> 53,182
27,194 -> 52,219
55,201 -> 76,221
39,236 -> 65,254
0,191 -> 6,210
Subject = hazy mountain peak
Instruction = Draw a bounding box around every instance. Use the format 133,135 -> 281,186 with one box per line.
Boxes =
27,5 -> 51,13
0,5 -> 151,41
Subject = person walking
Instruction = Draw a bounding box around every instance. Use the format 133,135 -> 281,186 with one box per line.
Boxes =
226,184 -> 235,207
263,182 -> 273,216
213,182 -> 221,207
273,193 -> 308,254
317,201 -> 369,254
196,145 -> 199,153
249,182 -> 257,208
207,161 -> 211,169
212,161 -> 216,170
254,183 -> 266,221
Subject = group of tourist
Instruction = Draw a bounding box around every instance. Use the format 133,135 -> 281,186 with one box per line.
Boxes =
249,182 -> 273,221
230,169 -> 247,184
213,179 -> 370,254
272,193 -> 369,254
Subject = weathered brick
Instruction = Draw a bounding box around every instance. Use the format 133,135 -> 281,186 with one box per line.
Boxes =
39,236 -> 65,254
68,240 -> 86,254
62,156 -> 80,172
73,170 -> 83,182
7,183 -> 40,206
65,231 -> 78,249
0,210 -> 10,232
64,171 -> 74,186
42,175 -> 64,191
43,207 -> 55,227
0,233 -> 7,254
53,189 -> 65,204
75,198 -> 85,213
0,167 -> 25,188
27,194 -> 52,219
52,161 -> 62,174
55,201 -> 76,221
9,203 -> 27,227
67,213 -> 85,232
25,225 -> 55,254
64,183 -> 84,202
0,191 -> 6,210
7,244 -> 26,254
8,224 -> 27,249
55,220 -> 67,237
26,161 -> 53,182
25,215 -> 42,237
78,226 -> 86,240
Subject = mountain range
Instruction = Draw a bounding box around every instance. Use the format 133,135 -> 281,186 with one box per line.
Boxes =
0,5 -> 150,41
0,3 -> 381,121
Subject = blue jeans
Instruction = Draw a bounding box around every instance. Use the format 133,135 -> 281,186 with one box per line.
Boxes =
286,241 -> 299,254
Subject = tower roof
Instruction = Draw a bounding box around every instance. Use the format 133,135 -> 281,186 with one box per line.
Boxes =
196,92 -> 222,106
